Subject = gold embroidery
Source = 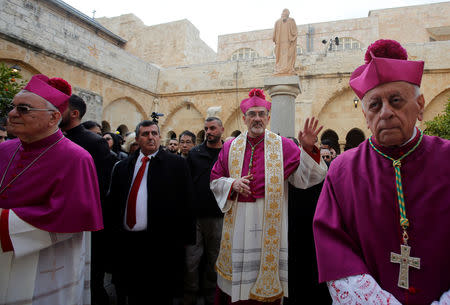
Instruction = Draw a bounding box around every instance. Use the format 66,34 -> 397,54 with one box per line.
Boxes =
249,130 -> 284,301
215,134 -> 246,281
216,130 -> 285,301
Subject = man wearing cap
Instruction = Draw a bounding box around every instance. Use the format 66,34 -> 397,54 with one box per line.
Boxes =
210,88 -> 327,304
0,74 -> 103,305
313,39 -> 450,304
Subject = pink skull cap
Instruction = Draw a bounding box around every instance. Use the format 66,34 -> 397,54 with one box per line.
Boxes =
349,39 -> 424,100
23,74 -> 72,113
240,88 -> 271,114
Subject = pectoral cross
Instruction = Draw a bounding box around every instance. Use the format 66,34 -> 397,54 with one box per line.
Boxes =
390,244 -> 420,289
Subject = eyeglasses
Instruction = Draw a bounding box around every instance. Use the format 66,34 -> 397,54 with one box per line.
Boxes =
104,137 -> 113,141
10,104 -> 55,115
0,136 -> 6,140
322,155 -> 331,160
245,111 -> 268,118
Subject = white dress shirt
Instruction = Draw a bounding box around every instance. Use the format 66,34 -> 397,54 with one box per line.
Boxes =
124,150 -> 158,231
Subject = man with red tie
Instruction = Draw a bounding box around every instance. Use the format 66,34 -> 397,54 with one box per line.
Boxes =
105,120 -> 195,305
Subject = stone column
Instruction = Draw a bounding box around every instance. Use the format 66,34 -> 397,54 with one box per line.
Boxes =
264,75 -> 301,138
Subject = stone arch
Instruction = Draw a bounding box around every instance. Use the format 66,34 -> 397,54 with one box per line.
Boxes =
344,128 -> 366,151
317,87 -> 368,143
230,48 -> 259,61
161,102 -> 204,144
422,88 -> 450,128
320,129 -> 340,154
103,97 -> 147,132
0,59 -> 40,82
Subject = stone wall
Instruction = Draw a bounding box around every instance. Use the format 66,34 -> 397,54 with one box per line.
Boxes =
0,0 -> 159,93
217,2 -> 450,62
97,15 -> 216,67
216,16 -> 380,62
157,41 -> 450,140
0,0 -> 448,144
371,2 -> 450,43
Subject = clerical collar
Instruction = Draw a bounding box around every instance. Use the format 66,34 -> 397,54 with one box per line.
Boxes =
371,127 -> 421,160
21,129 -> 63,151
247,133 -> 264,145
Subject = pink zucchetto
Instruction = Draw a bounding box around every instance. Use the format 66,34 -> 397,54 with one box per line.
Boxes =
349,39 -> 424,100
23,74 -> 72,113
240,88 -> 271,114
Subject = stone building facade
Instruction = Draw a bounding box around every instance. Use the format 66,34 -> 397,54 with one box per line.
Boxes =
0,0 -> 449,151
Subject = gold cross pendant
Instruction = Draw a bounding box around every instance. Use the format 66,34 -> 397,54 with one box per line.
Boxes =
390,244 -> 420,289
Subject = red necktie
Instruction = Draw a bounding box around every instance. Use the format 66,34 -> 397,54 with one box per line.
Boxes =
126,156 -> 150,229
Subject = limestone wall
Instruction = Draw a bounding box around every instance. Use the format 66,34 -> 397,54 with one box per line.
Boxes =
0,0 -> 159,92
1,0 -> 448,145
216,16 -> 379,61
97,16 -> 216,67
157,41 -> 450,140
371,2 -> 450,43
217,2 -> 450,62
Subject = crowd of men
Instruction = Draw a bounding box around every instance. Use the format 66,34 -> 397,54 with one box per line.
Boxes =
0,39 -> 449,305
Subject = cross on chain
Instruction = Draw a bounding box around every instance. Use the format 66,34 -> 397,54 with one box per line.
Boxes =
390,244 -> 420,289
40,258 -> 64,281
249,224 -> 263,238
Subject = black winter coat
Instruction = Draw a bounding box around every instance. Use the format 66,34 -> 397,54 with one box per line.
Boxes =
186,141 -> 223,218
65,124 -> 117,200
105,147 -> 195,243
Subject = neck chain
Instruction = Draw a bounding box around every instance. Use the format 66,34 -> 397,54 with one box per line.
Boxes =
0,136 -> 65,195
369,129 -> 423,290
247,136 -> 264,175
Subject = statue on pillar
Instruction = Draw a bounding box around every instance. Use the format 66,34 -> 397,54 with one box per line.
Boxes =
273,9 -> 298,75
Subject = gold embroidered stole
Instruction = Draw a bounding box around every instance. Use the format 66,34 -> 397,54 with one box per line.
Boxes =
215,133 -> 245,281
215,130 -> 285,302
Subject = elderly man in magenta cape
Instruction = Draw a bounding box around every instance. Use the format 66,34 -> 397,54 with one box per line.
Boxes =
0,74 -> 103,305
313,39 -> 450,305
210,88 -> 328,304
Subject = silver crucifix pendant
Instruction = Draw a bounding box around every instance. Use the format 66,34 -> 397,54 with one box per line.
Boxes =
390,244 -> 420,289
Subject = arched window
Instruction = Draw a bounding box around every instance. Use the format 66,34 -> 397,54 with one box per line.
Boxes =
344,128 -> 365,151
332,37 -> 362,51
231,48 -> 259,61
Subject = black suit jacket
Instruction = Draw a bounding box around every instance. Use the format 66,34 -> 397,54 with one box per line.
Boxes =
65,124 -> 117,199
105,146 -> 195,246
186,141 -> 223,218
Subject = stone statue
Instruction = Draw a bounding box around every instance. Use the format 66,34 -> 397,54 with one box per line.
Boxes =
273,9 -> 298,75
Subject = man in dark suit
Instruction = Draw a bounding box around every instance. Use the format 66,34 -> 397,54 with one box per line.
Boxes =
184,117 -> 224,305
60,95 -> 116,199
60,94 -> 117,305
105,120 -> 195,305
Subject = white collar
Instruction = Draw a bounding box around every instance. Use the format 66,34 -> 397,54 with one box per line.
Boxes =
401,128 -> 417,147
138,150 -> 158,162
